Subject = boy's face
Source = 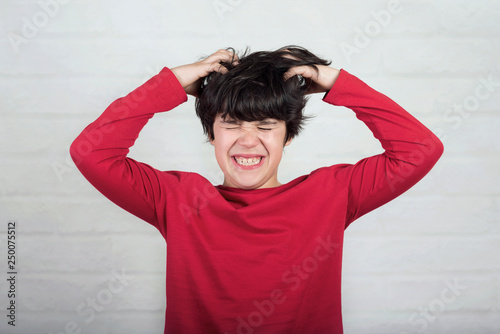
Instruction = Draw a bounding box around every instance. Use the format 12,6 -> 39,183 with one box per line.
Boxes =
210,114 -> 292,189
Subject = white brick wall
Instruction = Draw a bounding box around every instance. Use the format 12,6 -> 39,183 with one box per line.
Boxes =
1,0 -> 499,333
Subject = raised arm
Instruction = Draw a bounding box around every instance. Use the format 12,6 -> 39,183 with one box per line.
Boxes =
70,68 -> 187,229
285,65 -> 444,227
70,50 -> 237,230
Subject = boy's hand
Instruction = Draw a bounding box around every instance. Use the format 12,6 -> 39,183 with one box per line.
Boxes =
171,49 -> 239,97
284,65 -> 341,95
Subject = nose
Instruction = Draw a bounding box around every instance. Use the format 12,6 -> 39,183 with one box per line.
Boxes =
237,129 -> 260,148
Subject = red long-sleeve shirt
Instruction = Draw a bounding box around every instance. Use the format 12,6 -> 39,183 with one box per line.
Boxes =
70,68 -> 443,333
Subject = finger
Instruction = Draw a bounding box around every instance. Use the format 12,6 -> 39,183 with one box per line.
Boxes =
217,65 -> 229,75
205,49 -> 238,74
232,55 -> 240,65
284,66 -> 313,81
209,49 -> 237,64
223,49 -> 239,66
207,59 -> 232,74
283,67 -> 298,81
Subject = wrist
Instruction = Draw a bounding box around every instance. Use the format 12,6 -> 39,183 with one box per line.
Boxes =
322,67 -> 341,92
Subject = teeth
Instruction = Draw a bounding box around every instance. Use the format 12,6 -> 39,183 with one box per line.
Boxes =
234,157 -> 262,166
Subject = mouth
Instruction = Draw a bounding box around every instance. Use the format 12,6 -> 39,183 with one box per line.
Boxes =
231,155 -> 265,169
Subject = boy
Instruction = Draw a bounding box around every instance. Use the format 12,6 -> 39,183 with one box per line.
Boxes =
70,46 -> 443,333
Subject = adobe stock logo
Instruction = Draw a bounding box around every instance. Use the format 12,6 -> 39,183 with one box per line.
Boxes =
440,73 -> 500,136
47,268 -> 135,334
340,0 -> 403,63
223,234 -> 340,334
400,278 -> 467,333
213,0 -> 245,20
8,0 -> 72,54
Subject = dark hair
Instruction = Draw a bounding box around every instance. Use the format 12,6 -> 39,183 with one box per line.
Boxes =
195,45 -> 331,145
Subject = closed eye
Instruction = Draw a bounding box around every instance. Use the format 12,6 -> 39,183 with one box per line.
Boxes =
258,128 -> 272,131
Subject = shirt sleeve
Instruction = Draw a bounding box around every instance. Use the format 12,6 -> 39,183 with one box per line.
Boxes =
322,70 -> 444,227
70,67 -> 188,231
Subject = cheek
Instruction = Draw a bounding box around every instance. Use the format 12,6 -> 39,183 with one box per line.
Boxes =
212,133 -> 235,157
263,137 -> 286,157
269,130 -> 287,148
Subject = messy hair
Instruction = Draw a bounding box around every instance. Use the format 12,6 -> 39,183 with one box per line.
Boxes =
195,45 -> 331,145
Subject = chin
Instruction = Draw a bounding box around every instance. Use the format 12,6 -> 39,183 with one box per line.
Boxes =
231,180 -> 262,190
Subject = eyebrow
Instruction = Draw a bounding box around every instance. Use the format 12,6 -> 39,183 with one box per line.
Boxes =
256,120 -> 278,125
220,119 -> 239,124
220,118 -> 278,126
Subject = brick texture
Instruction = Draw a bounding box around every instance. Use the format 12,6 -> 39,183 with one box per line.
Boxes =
1,0 -> 499,333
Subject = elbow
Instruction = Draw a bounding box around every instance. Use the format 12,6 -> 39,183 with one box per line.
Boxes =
419,133 -> 444,171
69,135 -> 88,169
69,138 -> 78,160
436,137 -> 444,159
430,134 -> 444,163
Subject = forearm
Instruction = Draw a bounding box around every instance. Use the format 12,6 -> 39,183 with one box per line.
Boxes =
324,70 -> 443,168
70,67 -> 187,224
70,67 -> 186,168
323,70 -> 444,224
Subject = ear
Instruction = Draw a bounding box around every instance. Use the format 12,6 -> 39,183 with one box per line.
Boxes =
284,137 -> 293,147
